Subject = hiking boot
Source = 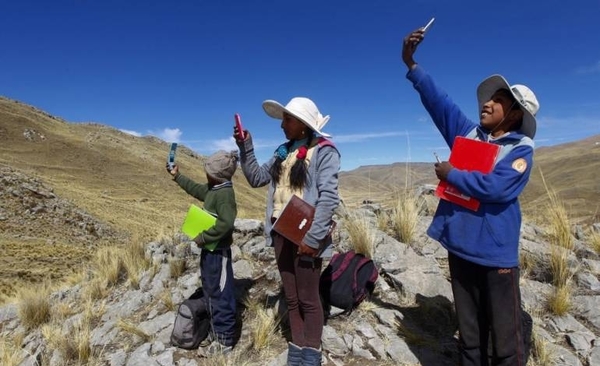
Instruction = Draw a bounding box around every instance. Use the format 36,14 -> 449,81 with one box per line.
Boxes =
287,342 -> 302,366
302,346 -> 322,366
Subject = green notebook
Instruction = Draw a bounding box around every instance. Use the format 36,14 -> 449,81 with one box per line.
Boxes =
181,204 -> 218,251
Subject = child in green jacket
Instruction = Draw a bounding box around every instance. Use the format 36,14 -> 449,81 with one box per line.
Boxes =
167,150 -> 239,354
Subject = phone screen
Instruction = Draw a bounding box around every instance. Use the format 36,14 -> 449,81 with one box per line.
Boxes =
168,142 -> 177,168
422,17 -> 435,33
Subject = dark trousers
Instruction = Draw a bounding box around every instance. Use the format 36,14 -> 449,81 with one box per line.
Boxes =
201,248 -> 236,347
274,234 -> 323,348
449,253 -> 526,366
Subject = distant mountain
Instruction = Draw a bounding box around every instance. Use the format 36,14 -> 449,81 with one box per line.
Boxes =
339,134 -> 600,223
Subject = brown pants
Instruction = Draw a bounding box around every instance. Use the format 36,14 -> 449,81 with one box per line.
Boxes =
274,234 -> 323,348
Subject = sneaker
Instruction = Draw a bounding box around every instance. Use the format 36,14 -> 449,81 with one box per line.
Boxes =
199,333 -> 214,348
205,340 -> 232,356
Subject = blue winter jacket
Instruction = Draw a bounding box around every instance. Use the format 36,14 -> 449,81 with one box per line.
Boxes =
407,65 -> 534,268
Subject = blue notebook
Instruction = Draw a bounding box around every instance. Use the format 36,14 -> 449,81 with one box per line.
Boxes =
181,204 -> 218,251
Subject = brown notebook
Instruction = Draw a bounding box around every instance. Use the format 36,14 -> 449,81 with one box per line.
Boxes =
272,195 -> 335,247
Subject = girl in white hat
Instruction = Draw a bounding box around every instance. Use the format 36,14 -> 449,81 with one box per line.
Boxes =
235,97 -> 340,366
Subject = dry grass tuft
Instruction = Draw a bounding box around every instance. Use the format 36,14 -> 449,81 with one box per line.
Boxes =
519,251 -> 538,279
393,318 -> 432,348
168,257 -> 187,278
117,319 -> 152,342
376,210 -> 390,232
16,284 -> 52,329
391,190 -> 423,244
356,299 -> 379,314
122,237 -> 151,289
94,246 -> 126,286
589,229 -> 600,255
247,304 -> 281,353
54,301 -> 75,321
117,319 -> 150,342
0,339 -> 24,366
84,277 -> 108,302
529,330 -> 553,366
344,211 -> 376,258
202,350 -> 253,366
541,171 -> 575,316
41,316 -> 94,364
547,282 -> 572,316
159,288 -> 176,311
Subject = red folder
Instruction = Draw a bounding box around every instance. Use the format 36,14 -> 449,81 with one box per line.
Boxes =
435,136 -> 500,211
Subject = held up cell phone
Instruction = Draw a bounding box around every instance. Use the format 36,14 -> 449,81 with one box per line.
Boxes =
234,113 -> 245,140
422,17 -> 435,33
434,152 -> 441,163
167,142 -> 177,169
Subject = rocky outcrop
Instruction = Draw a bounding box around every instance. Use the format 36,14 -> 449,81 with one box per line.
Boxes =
0,166 -> 121,244
1,204 -> 600,366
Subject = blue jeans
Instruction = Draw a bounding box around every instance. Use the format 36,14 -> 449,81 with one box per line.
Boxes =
201,248 -> 236,347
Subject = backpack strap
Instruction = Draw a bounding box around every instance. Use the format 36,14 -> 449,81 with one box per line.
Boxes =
351,255 -> 373,301
317,137 -> 335,148
331,250 -> 357,282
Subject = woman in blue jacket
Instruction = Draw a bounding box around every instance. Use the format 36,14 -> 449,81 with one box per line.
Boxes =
402,28 -> 539,366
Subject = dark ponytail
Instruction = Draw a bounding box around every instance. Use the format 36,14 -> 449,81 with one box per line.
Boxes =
270,132 -> 314,190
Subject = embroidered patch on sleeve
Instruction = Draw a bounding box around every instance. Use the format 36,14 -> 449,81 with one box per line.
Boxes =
512,158 -> 527,173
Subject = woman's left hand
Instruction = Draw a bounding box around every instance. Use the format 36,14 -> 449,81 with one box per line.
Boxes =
298,241 -> 319,257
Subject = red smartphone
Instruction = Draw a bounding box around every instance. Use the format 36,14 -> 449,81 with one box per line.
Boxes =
234,113 -> 245,140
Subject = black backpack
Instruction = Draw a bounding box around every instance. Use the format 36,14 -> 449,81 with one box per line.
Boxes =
320,250 -> 378,313
171,288 -> 210,350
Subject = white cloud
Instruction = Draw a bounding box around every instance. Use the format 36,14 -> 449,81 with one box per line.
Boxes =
576,61 -> 600,74
120,129 -> 142,137
209,137 -> 238,152
152,128 -> 182,143
333,131 -> 408,143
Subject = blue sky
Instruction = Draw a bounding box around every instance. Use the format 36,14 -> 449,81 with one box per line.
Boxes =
2,0 -> 599,171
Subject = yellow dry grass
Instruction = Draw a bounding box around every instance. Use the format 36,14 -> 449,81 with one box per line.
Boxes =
117,319 -> 152,342
391,190 -> 423,244
0,339 -> 24,366
344,211 -> 376,258
16,283 -> 52,330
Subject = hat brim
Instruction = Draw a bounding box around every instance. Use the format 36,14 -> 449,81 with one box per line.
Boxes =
477,75 -> 536,139
262,100 -> 331,138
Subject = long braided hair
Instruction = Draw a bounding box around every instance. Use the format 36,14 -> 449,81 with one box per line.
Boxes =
270,129 -> 315,191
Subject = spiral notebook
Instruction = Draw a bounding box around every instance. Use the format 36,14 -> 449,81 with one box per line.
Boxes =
181,204 -> 218,251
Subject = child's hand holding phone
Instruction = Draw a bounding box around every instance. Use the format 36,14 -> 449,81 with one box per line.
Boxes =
234,113 -> 246,141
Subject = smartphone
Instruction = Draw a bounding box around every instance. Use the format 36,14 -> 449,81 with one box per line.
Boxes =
422,17 -> 435,33
434,152 -> 441,163
167,142 -> 177,169
234,113 -> 245,140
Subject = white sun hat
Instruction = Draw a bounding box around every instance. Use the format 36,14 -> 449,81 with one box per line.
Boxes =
262,97 -> 331,138
477,75 -> 540,139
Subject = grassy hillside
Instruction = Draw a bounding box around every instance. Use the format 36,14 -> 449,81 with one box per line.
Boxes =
0,96 -> 267,298
521,135 -> 600,223
1,95 -> 598,299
